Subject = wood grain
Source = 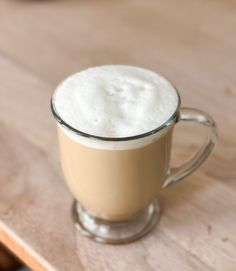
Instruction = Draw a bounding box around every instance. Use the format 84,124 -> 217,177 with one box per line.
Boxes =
0,0 -> 235,270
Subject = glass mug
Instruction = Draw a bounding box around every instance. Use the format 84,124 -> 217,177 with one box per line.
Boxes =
51,76 -> 217,244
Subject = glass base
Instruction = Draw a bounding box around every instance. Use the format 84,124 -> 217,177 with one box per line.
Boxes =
72,200 -> 160,244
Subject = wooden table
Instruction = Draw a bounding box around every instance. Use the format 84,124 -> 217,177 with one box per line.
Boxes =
0,0 -> 235,270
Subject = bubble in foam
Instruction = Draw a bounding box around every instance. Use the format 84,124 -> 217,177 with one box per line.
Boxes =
53,65 -> 179,138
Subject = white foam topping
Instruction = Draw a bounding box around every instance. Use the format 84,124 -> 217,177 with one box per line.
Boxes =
53,65 -> 179,149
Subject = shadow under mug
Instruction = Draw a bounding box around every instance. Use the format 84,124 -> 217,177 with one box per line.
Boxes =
51,84 -> 217,245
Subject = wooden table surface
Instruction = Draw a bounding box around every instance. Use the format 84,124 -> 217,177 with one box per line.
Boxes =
0,0 -> 235,270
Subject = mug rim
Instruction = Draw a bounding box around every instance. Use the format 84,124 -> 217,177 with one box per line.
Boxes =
51,75 -> 181,142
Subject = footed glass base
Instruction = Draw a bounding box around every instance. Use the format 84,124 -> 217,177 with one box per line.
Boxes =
72,200 -> 160,244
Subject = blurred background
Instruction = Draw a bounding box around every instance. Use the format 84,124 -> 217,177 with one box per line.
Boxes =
0,244 -> 28,270
0,0 -> 235,270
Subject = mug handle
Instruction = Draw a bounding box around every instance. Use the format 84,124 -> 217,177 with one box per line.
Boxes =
163,107 -> 218,188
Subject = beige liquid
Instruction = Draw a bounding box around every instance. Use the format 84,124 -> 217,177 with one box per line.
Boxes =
58,126 -> 173,221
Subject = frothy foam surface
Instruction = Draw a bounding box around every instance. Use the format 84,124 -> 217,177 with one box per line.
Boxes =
53,65 -> 179,138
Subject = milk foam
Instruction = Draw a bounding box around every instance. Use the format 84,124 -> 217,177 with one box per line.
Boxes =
53,65 -> 179,149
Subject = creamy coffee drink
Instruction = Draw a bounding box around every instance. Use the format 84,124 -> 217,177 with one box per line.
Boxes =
52,65 -> 179,221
